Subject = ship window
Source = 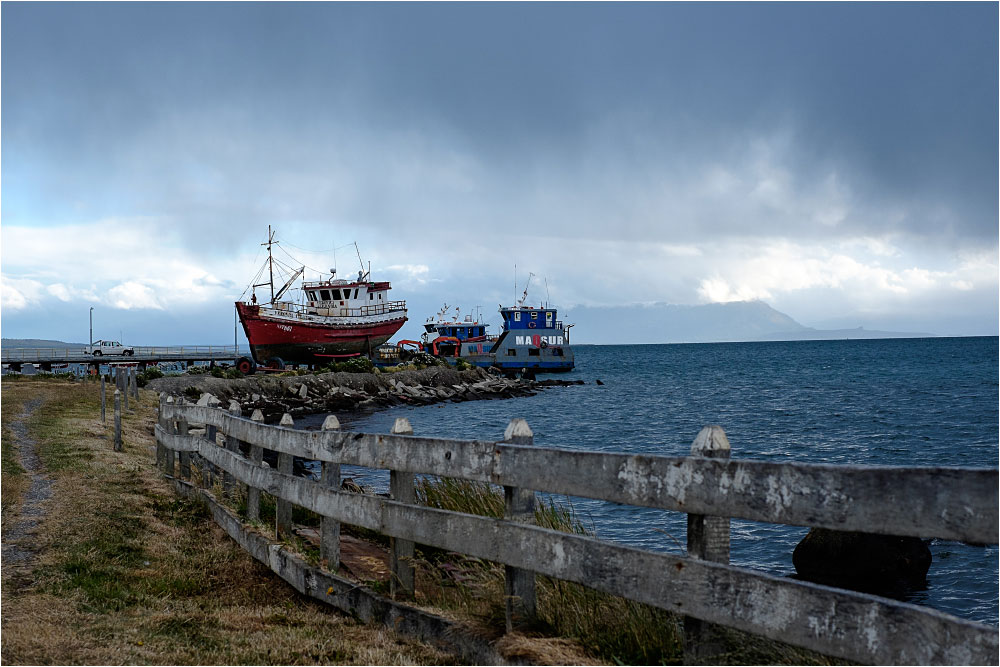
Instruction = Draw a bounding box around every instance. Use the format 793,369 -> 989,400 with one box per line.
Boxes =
378,293 -> 382,300
507,348 -> 517,356
514,312 -> 521,321
320,290 -> 331,301
531,312 -> 538,319
307,291 -> 317,301
333,289 -> 344,300
546,311 -> 553,321
552,348 -> 564,357
369,293 -> 374,300
529,348 -> 540,356
353,288 -> 359,299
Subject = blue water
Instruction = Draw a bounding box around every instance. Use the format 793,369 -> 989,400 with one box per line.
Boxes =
299,336 -> 999,625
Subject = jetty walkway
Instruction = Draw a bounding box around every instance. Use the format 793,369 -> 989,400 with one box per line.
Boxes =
1,345 -> 239,373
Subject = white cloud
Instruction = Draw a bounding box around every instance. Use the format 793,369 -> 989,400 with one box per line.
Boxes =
107,281 -> 165,310
1,276 -> 44,311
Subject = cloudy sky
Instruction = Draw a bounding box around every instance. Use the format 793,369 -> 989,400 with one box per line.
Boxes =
3,2 -> 997,345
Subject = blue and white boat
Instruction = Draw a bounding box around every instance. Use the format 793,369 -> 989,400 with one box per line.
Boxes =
413,298 -> 575,374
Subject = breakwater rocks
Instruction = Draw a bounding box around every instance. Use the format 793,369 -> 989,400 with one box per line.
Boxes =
148,367 -> 585,422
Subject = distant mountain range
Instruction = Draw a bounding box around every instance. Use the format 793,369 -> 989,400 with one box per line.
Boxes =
2,338 -> 88,349
561,300 -> 935,344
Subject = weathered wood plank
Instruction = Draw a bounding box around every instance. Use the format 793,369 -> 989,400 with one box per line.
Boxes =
169,478 -> 512,665
160,404 -> 998,543
156,425 -> 999,665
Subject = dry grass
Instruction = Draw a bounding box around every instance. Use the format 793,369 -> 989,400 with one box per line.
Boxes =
0,378 -> 460,665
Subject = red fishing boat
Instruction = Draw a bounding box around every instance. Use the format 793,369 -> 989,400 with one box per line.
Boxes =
235,228 -> 407,373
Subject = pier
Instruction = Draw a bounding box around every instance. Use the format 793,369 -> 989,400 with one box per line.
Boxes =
1,345 -> 240,374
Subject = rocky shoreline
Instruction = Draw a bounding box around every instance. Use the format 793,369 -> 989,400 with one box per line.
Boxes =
147,366 -> 584,422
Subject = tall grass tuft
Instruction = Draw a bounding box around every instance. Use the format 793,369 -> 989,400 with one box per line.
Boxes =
414,476 -> 683,664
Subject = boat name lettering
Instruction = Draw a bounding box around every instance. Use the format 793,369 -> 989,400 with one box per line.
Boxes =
515,335 -> 564,346
276,324 -> 293,332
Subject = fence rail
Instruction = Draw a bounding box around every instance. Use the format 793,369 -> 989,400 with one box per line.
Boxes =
155,399 -> 999,665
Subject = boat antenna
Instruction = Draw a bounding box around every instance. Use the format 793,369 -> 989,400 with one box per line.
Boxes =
517,272 -> 535,308
545,277 -> 550,308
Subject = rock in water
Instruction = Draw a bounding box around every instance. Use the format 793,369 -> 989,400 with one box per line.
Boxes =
792,528 -> 931,594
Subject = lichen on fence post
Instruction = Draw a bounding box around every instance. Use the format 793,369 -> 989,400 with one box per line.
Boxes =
684,424 -> 732,662
503,417 -> 537,631
247,409 -> 265,522
320,414 -> 342,571
389,417 -> 416,600
275,413 -> 295,539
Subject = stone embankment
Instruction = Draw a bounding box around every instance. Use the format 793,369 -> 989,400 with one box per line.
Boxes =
148,367 -> 583,422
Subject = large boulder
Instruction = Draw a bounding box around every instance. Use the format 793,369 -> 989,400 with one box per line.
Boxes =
792,528 -> 931,595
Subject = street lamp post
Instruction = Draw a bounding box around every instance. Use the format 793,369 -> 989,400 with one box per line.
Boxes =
90,307 -> 94,346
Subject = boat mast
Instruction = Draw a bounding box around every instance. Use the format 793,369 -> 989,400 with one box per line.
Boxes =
264,226 -> 276,303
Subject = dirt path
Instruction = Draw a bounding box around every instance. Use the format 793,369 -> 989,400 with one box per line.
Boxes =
1,398 -> 52,574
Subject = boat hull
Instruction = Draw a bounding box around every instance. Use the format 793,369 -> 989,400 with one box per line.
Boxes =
236,303 -> 406,364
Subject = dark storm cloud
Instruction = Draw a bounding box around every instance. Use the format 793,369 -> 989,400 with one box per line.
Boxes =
2,2 -> 996,246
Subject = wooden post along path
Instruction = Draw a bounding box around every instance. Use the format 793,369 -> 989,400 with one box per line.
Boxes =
389,417 -> 416,599
247,409 -> 265,522
223,401 -> 242,497
113,389 -> 122,452
503,418 -> 537,631
276,413 -> 295,539
684,425 -> 732,662
321,415 -> 341,571
162,396 -> 175,476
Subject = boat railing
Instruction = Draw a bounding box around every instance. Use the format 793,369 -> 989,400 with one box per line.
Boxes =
266,300 -> 407,318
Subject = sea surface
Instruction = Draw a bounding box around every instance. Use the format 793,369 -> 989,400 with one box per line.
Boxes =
298,336 -> 999,625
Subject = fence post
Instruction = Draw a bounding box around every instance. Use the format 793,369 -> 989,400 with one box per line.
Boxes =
276,413 -> 294,539
131,366 -> 139,401
177,408 -> 191,481
101,375 -> 106,423
202,413 -> 218,491
321,415 -> 341,571
113,389 -> 123,452
503,418 -> 537,631
389,417 -> 416,599
163,396 -> 176,476
684,425 -> 732,663
223,400 -> 242,497
156,392 -> 165,467
247,409 -> 264,522
121,369 -> 129,411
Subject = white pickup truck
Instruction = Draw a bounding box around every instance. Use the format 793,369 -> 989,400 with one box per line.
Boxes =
88,340 -> 135,356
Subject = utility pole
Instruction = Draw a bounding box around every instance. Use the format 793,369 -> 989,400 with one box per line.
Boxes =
90,307 -> 94,346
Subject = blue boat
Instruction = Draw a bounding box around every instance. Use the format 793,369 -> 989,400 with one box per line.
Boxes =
409,300 -> 575,374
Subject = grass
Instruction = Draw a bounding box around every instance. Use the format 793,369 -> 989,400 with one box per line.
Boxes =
414,476 -> 846,666
0,376 -> 460,665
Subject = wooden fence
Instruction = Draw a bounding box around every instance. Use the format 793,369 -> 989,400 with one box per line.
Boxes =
154,396 -> 999,665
